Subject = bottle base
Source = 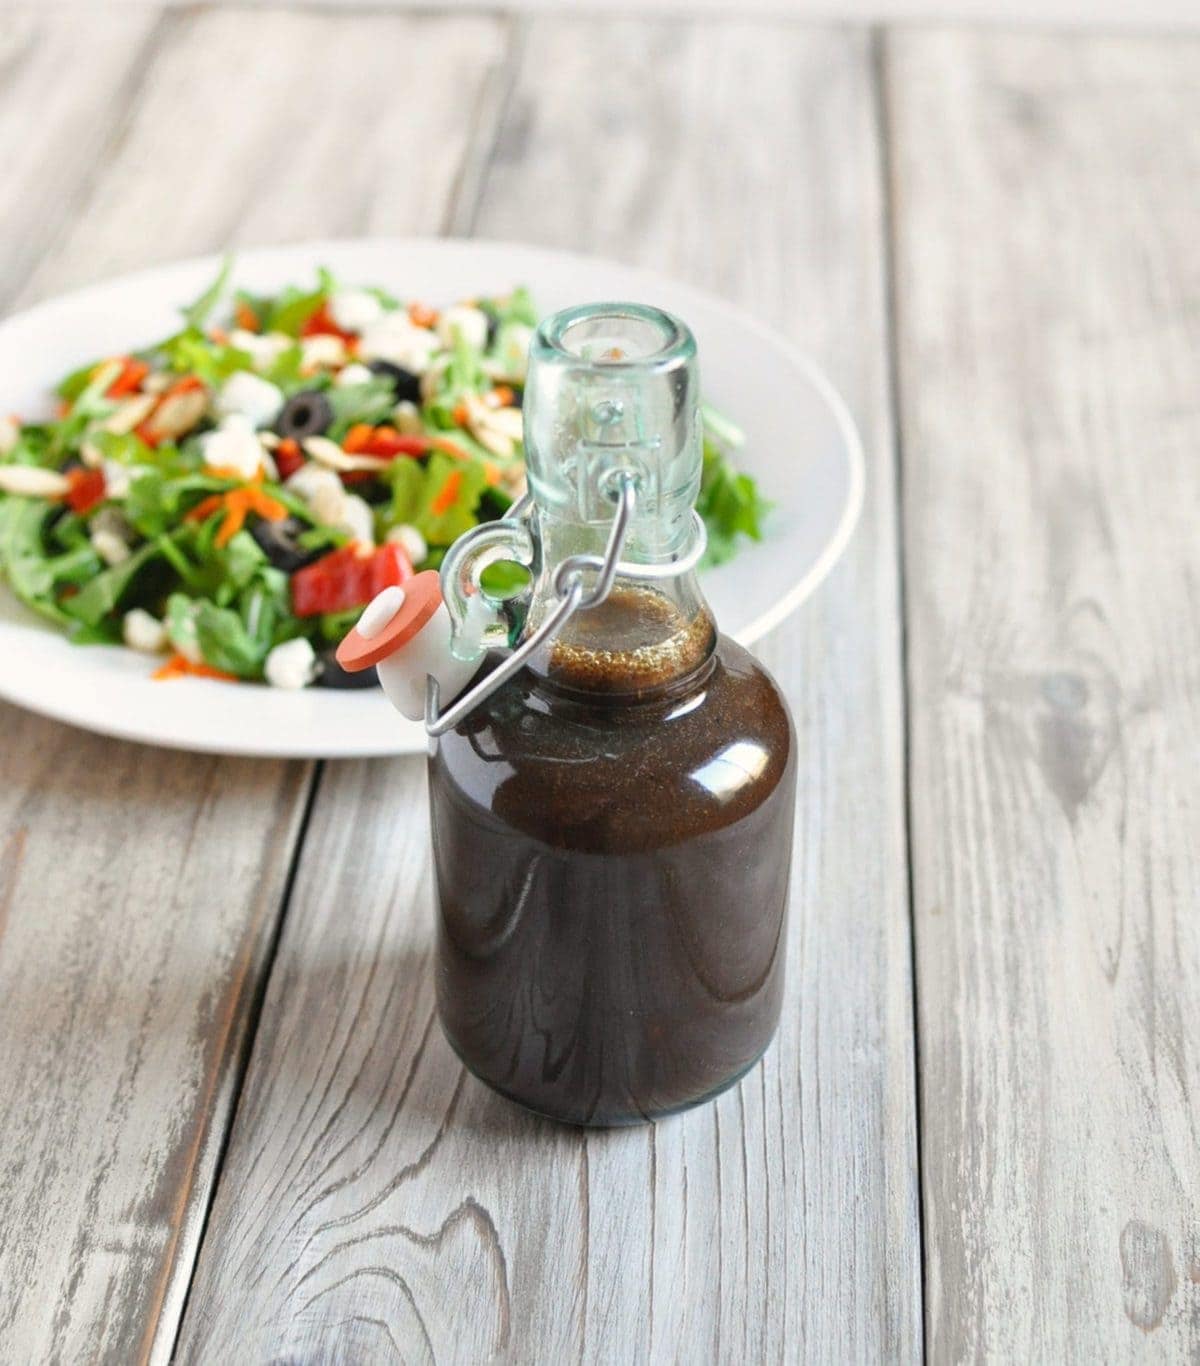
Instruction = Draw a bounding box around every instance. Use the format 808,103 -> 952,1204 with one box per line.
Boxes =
442,1023 -> 776,1129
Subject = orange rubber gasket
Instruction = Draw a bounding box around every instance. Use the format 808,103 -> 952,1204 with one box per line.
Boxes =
335,569 -> 443,672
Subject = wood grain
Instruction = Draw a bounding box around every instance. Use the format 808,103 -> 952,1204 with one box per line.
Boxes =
886,29 -> 1200,1361
0,6 -> 162,313
0,7 -> 507,1362
178,20 -> 921,1362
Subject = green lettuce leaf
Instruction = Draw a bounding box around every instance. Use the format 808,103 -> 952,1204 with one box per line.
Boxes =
697,437 -> 769,567
181,257 -> 233,330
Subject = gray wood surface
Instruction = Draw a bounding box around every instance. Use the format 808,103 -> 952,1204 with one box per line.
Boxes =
176,19 -> 922,1364
886,28 -> 1200,1362
0,7 -> 506,1363
3,7 -> 1198,1363
0,11 -> 309,1364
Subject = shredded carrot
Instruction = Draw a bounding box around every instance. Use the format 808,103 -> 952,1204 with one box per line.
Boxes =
430,469 -> 463,517
491,385 -> 515,407
152,653 -> 237,683
56,399 -> 72,419
243,487 -> 287,520
185,485 -> 286,546
234,300 -> 260,332
184,494 -> 225,524
214,501 -> 248,547
408,301 -> 438,329
452,402 -> 469,427
206,465 -> 263,483
107,357 -> 150,398
343,423 -> 376,454
210,326 -> 230,345
429,436 -> 472,462
483,461 -> 501,487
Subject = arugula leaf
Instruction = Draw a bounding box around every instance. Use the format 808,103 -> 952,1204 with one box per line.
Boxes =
160,328 -> 254,385
425,330 -> 489,429
697,438 -> 769,567
85,428 -> 161,468
263,285 -> 325,337
0,497 -> 99,624
56,361 -> 101,403
315,607 -> 362,644
192,599 -> 268,676
0,423 -> 58,471
164,549 -> 292,677
260,343 -> 307,392
181,257 -> 233,330
491,286 -> 538,328
368,285 -> 400,310
124,469 -> 234,539
325,379 -> 399,440
60,533 -> 179,627
387,451 -> 489,547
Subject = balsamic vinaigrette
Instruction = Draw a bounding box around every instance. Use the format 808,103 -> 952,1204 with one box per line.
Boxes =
427,303 -> 796,1125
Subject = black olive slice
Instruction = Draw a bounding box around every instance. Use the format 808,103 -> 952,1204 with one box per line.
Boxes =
276,389 -> 334,440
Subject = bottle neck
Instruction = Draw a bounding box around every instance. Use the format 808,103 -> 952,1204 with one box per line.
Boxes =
522,509 -> 715,700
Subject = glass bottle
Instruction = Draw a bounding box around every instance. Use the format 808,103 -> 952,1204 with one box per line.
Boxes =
426,304 -> 797,1126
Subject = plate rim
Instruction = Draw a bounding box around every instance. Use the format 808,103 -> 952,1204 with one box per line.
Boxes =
0,236 -> 865,757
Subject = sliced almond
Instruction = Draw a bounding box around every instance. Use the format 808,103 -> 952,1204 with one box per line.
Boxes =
483,406 -> 524,441
471,424 -> 515,460
258,448 -> 280,482
257,430 -> 280,450
481,357 -> 523,384
147,387 -> 207,441
500,465 -> 528,498
142,372 -> 173,394
0,466 -> 70,497
101,393 -> 157,435
301,435 -> 386,473
300,335 -> 347,370
79,439 -> 104,469
90,360 -> 123,394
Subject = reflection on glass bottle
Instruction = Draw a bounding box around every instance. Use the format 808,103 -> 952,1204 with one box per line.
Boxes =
429,304 -> 796,1125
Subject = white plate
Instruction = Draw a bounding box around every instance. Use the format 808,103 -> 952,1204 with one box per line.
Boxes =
0,239 -> 863,758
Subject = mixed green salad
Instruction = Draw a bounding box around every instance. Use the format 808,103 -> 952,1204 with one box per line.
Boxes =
0,265 -> 766,688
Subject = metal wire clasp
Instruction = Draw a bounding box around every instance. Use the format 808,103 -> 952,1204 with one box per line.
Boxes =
423,470 -> 640,737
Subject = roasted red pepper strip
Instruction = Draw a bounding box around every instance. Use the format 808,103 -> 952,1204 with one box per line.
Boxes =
65,467 -> 106,514
274,437 -> 305,481
300,302 -> 356,343
106,358 -> 150,398
340,426 -> 471,462
291,543 -> 413,618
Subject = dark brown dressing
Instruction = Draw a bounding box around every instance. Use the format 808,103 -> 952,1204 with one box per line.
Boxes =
428,587 -> 795,1125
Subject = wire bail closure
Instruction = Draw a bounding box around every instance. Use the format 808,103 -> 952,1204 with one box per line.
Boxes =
424,472 -> 705,737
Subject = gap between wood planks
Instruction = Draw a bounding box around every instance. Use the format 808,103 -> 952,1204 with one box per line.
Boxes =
162,14 -> 525,1357
871,26 -> 930,1363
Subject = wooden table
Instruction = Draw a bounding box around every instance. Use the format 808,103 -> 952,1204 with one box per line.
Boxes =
1,8 -> 1197,1362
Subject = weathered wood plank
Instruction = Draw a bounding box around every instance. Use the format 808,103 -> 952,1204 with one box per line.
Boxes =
0,8 -> 507,1362
0,6 -> 162,312
886,29 -> 1200,1361
18,9 -> 509,302
179,20 -> 920,1362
